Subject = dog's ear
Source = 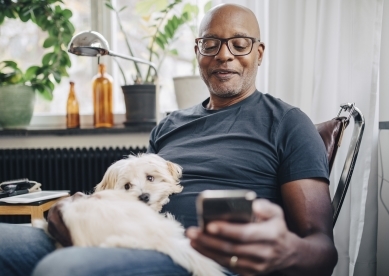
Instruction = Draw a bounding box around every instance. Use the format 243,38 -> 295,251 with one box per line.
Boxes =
94,160 -> 125,192
166,161 -> 183,183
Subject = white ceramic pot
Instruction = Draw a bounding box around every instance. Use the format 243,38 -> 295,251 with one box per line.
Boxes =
173,75 -> 209,110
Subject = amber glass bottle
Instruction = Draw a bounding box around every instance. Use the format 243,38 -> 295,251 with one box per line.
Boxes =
92,64 -> 113,128
66,81 -> 80,128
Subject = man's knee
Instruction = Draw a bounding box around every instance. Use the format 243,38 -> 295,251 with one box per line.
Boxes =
33,247 -> 191,276
33,248 -> 83,276
0,223 -> 55,276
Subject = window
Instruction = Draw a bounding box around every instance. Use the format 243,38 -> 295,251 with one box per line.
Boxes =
0,0 -> 208,124
0,0 -> 93,116
111,0 -> 203,113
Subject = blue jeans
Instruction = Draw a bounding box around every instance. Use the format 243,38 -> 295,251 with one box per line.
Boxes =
0,223 -> 235,276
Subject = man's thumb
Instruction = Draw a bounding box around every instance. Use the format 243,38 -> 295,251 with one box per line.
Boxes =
253,198 -> 284,221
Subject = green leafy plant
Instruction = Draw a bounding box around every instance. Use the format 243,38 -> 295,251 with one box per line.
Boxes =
105,0 -> 211,85
0,0 -> 75,100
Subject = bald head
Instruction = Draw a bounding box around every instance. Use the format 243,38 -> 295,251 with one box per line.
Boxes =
199,4 -> 261,40
195,3 -> 265,106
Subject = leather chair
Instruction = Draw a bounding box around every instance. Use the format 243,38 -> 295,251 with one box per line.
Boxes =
315,103 -> 365,227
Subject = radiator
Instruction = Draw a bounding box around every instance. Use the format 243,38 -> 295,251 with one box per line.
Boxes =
0,146 -> 147,224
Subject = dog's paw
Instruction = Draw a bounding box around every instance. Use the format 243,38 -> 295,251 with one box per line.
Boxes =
32,218 -> 48,230
164,212 -> 176,220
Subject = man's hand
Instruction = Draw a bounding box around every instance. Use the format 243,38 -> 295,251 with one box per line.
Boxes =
187,199 -> 297,275
187,179 -> 337,276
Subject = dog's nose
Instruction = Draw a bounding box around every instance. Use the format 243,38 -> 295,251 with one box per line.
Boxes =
139,193 -> 150,203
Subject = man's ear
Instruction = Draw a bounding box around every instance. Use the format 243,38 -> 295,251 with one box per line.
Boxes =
194,44 -> 198,55
257,42 -> 265,66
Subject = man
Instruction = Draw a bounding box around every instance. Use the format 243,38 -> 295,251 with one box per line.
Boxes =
0,3 -> 337,276
149,3 -> 337,276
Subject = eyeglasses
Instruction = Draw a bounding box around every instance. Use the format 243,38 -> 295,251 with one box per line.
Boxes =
195,36 -> 260,56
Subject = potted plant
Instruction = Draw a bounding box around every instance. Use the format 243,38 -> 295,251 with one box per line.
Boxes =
0,0 -> 74,129
171,1 -> 212,110
105,0 -> 208,123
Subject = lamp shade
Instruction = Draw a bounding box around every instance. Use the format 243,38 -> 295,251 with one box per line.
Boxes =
68,31 -> 110,56
67,30 -> 158,76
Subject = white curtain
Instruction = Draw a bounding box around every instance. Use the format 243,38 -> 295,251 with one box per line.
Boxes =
215,0 -> 383,275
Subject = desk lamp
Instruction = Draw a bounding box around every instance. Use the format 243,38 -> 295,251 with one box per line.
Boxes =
67,30 -> 158,76
67,30 -> 160,124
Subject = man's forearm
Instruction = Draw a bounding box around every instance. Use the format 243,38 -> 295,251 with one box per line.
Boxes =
280,232 -> 338,276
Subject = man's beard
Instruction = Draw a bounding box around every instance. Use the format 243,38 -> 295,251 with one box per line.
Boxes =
209,86 -> 240,98
200,75 -> 243,98
200,66 -> 257,98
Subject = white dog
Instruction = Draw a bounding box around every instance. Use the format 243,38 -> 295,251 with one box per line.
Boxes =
34,154 -> 225,276
94,153 -> 184,212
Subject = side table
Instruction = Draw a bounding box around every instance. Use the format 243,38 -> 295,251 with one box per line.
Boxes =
0,195 -> 69,222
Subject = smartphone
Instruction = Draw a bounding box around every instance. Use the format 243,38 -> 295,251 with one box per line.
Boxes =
196,189 -> 257,231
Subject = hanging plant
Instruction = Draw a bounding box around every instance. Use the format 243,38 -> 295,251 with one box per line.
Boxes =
0,0 -> 75,100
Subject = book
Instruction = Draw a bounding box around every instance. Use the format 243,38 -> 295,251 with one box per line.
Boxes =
0,190 -> 70,204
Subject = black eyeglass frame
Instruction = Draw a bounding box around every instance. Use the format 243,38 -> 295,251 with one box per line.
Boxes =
195,36 -> 261,57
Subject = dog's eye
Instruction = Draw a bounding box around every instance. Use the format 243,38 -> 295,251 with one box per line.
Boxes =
147,175 -> 154,182
124,183 -> 131,190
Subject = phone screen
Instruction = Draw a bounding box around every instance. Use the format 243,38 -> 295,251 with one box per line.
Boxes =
196,190 -> 256,230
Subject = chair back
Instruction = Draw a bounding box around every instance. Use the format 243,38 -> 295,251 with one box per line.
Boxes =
315,103 -> 365,227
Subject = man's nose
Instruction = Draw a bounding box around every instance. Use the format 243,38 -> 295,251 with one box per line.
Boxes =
215,42 -> 234,61
138,193 -> 150,203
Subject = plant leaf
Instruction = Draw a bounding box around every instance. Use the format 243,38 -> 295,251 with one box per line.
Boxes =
52,71 -> 61,83
0,61 -> 18,69
104,3 -> 114,10
40,86 -> 53,101
169,49 -> 178,55
42,53 -> 54,65
155,36 -> 165,50
164,22 -> 174,38
19,14 -> 30,22
182,3 -> 198,20
62,9 -> 72,19
43,37 -> 56,48
25,66 -> 40,81
204,0 -> 212,13
135,0 -> 168,16
54,5 -> 61,14
65,21 -> 75,35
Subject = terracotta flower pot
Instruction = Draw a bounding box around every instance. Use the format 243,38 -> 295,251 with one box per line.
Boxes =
0,85 -> 35,129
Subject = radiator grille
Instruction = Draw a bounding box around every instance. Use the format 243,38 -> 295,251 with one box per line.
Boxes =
0,146 -> 147,223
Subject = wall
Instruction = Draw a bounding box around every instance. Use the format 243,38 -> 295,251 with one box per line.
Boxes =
377,0 -> 389,275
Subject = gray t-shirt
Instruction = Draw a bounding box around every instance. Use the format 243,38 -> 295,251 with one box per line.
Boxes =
148,91 -> 329,228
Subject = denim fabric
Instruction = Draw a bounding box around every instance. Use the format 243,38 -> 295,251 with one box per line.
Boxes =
0,223 -> 56,276
0,223 -> 236,276
32,247 -> 192,276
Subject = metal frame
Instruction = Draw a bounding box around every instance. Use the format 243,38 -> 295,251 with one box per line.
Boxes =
332,103 -> 365,227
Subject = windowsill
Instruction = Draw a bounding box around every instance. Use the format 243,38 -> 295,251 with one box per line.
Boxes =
0,113 -> 156,137
0,123 -> 156,137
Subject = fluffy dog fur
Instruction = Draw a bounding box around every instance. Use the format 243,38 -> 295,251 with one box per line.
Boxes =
34,154 -> 225,276
94,153 -> 184,212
